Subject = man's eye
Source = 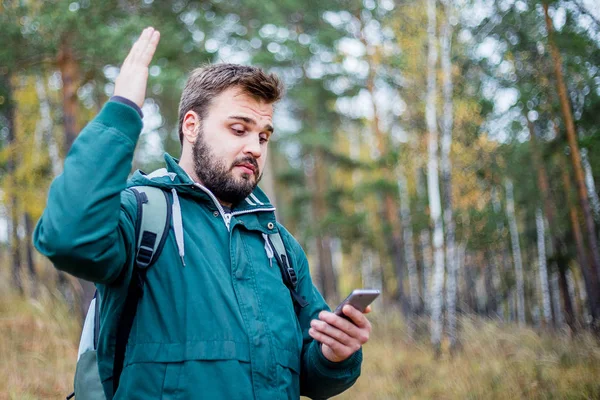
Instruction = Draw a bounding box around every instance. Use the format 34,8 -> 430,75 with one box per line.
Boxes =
260,135 -> 269,144
231,127 -> 245,135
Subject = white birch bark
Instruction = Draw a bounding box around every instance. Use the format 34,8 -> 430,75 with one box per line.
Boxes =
440,0 -> 457,348
417,168 -> 433,314
536,208 -> 552,325
582,148 -> 600,222
426,0 -> 446,349
505,179 -> 526,326
398,169 -> 420,313
420,229 -> 432,314
35,77 -> 62,177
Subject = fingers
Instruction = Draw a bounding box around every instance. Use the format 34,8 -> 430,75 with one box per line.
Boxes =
114,27 -> 161,108
320,311 -> 362,337
315,310 -> 371,345
309,330 -> 357,359
310,319 -> 354,345
309,309 -> 373,363
124,27 -> 160,68
139,29 -> 161,66
342,305 -> 371,329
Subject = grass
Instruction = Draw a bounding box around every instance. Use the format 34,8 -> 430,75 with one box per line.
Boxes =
2,291 -> 599,400
0,289 -> 79,400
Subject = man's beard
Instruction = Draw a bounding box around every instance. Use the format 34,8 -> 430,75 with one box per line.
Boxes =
192,127 -> 261,206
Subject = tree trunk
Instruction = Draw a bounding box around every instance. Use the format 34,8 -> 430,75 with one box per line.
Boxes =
58,41 -> 97,317
313,150 -> 337,302
484,253 -> 497,317
417,168 -> 433,315
361,36 -> 407,314
10,199 -> 22,295
440,0 -> 457,350
35,76 -> 63,175
426,0 -> 445,353
544,4 -> 600,295
398,169 -> 420,314
505,179 -> 526,326
536,208 -> 553,327
551,272 -> 564,327
563,270 -> 587,332
58,38 -> 81,153
4,74 -> 23,295
560,155 -> 600,326
463,257 -> 476,314
527,118 -> 577,329
491,185 -> 509,321
24,213 -> 37,298
456,242 -> 466,315
362,249 -> 382,296
581,149 -> 600,224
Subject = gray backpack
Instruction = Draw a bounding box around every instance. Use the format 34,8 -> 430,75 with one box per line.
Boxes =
68,186 -> 307,400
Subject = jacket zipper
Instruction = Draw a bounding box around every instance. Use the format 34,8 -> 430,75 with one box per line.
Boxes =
193,183 -> 275,230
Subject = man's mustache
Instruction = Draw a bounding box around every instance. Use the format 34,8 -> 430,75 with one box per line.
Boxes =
232,157 -> 259,176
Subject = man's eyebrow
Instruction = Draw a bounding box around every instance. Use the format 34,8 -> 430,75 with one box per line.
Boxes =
228,115 -> 274,134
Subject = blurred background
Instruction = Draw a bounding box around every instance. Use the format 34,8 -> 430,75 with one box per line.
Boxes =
1,0 -> 600,398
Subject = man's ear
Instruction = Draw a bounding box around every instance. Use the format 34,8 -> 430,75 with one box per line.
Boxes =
181,111 -> 201,144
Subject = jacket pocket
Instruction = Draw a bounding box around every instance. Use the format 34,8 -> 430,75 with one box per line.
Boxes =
125,340 -> 251,365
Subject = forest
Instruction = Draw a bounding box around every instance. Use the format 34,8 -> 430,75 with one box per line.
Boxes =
1,0 -> 600,398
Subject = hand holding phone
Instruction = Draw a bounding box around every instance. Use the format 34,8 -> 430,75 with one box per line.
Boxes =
309,288 -> 377,363
333,289 -> 380,322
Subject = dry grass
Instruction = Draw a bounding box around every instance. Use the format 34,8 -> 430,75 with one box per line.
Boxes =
0,290 -> 79,400
2,293 -> 600,400
336,314 -> 600,399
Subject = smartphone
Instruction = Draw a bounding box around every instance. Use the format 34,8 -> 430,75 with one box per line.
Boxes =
334,289 -> 380,321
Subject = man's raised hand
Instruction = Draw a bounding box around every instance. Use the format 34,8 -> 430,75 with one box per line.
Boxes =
114,27 -> 161,108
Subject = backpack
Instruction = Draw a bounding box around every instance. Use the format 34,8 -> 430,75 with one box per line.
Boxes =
68,186 -> 308,400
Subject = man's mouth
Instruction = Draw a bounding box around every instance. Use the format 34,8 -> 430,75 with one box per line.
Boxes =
235,162 -> 256,175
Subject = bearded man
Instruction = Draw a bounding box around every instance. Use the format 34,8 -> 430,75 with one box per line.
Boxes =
34,27 -> 371,399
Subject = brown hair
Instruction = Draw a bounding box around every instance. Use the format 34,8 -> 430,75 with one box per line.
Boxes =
177,63 -> 284,144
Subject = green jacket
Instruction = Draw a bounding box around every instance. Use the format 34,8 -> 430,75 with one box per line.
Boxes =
33,101 -> 362,399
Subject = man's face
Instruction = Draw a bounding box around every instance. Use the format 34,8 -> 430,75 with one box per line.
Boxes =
192,87 -> 274,205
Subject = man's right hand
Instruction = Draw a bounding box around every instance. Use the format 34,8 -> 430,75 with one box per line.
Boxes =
114,27 -> 161,108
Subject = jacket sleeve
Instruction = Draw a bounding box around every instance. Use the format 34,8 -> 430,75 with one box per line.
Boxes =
278,226 -> 362,399
33,101 -> 142,284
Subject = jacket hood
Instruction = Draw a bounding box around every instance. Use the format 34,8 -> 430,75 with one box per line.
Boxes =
127,153 -> 275,212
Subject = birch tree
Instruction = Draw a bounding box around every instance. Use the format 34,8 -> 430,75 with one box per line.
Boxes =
3,74 -> 23,295
417,169 -> 433,315
581,149 -> 600,223
426,0 -> 446,352
536,208 -> 553,326
505,179 -> 526,326
440,0 -> 457,350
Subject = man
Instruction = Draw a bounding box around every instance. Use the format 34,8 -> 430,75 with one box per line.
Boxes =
34,27 -> 371,399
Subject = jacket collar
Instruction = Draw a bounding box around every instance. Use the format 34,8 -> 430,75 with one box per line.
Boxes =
129,153 -> 276,214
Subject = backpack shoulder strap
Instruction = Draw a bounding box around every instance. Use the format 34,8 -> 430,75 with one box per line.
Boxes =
112,186 -> 171,395
268,231 -> 309,311
130,186 -> 172,268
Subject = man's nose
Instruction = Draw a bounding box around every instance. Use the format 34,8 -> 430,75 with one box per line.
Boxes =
243,134 -> 262,158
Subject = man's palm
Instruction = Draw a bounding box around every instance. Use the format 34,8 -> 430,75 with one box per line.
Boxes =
114,27 -> 161,108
